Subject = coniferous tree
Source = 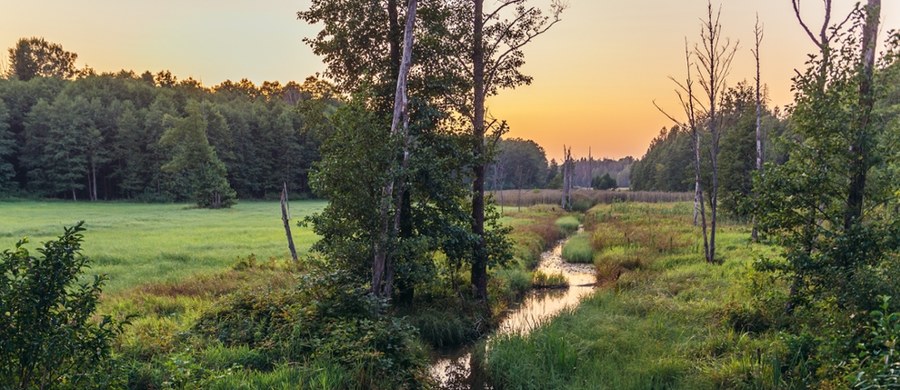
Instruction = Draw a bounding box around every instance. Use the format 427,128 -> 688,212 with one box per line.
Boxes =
0,101 -> 14,193
160,101 -> 236,208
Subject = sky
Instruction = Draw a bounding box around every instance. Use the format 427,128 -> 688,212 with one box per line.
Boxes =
1,0 -> 897,161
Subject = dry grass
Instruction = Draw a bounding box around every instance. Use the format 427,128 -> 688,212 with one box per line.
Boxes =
490,189 -> 693,210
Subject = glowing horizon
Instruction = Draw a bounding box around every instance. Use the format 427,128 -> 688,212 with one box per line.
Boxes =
1,0 -> 896,161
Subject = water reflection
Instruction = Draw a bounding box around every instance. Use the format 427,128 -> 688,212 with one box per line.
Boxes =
430,237 -> 596,388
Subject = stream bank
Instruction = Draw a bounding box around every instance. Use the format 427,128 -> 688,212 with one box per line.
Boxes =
429,231 -> 596,389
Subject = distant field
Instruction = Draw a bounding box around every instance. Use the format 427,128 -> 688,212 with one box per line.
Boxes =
0,200 -> 325,293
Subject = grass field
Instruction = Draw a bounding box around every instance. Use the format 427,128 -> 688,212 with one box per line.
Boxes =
0,200 -> 325,292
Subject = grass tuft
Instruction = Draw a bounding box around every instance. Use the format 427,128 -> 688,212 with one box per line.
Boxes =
561,233 -> 593,263
531,270 -> 568,289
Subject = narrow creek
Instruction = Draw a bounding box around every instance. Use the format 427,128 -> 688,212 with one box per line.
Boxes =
429,230 -> 597,389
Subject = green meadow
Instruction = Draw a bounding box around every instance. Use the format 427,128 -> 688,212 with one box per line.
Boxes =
0,200 -> 325,293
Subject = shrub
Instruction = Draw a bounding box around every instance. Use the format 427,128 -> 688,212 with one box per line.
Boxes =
562,233 -> 593,263
195,267 -> 427,388
0,222 -> 126,389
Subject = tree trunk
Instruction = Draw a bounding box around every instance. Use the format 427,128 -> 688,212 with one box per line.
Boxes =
694,129 -> 710,261
752,17 -> 763,242
281,183 -> 298,262
471,0 -> 488,302
844,0 -> 880,230
91,159 -> 98,201
373,0 -> 418,298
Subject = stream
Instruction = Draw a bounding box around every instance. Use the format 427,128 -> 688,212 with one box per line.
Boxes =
429,231 -> 597,389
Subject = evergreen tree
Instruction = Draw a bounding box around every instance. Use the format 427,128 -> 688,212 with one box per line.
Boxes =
160,101 -> 236,208
0,101 -> 14,193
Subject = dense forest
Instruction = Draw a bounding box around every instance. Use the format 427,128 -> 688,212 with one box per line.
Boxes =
0,38 -> 337,204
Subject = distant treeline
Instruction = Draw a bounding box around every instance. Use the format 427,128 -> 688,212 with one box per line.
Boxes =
486,138 -> 634,191
0,71 -> 338,201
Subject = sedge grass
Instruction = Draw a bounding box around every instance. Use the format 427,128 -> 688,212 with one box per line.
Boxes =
561,233 -> 593,263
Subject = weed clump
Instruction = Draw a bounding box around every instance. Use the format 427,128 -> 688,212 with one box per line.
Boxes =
532,270 -> 568,289
554,215 -> 580,236
562,233 -> 593,263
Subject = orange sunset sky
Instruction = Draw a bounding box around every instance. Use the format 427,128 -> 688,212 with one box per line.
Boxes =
1,0 -> 897,161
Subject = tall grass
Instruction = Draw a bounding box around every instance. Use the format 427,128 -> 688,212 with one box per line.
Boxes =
554,215 -> 580,236
561,233 -> 593,263
487,202 -> 789,389
489,189 -> 693,210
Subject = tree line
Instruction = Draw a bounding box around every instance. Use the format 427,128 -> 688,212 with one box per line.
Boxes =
0,37 -> 337,205
632,81 -> 790,219
485,138 -> 633,191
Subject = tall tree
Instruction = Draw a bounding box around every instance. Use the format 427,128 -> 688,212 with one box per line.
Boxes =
0,101 -> 14,193
372,0 -> 419,298
7,38 -> 78,81
159,101 -> 236,209
450,0 -> 565,301
844,0 -> 880,229
758,0 -> 890,314
300,0 -> 485,302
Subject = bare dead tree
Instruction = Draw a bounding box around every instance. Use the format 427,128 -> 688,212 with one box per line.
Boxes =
372,0 -> 418,298
751,15 -> 764,242
695,1 -> 737,264
561,146 -> 573,210
653,38 -> 709,261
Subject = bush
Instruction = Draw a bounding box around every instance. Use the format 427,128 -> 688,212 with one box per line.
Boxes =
562,233 -> 593,263
195,267 -> 427,388
0,222 -> 126,389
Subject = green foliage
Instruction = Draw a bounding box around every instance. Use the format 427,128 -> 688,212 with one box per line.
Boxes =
160,101 -> 237,208
630,126 -> 694,192
0,72 -> 331,201
0,222 -> 125,389
0,101 -> 14,193
7,37 -> 78,81
852,296 -> 900,388
591,172 -> 617,190
561,233 -> 593,264
487,138 -> 549,190
195,266 -> 428,389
